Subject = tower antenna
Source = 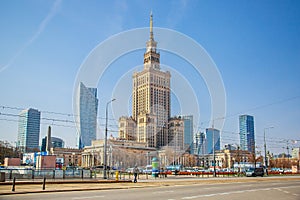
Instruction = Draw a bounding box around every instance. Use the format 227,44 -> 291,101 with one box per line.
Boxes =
150,11 -> 153,40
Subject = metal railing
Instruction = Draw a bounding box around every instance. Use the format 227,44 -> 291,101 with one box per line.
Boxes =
0,168 -> 94,180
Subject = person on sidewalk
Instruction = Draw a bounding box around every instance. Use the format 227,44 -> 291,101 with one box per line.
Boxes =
133,165 -> 139,183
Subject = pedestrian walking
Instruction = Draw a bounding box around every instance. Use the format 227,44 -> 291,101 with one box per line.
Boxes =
133,165 -> 139,183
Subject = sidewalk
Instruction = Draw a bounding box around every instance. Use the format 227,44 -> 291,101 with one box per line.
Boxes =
0,174 -> 164,195
1,175 -> 300,196
0,179 -> 135,195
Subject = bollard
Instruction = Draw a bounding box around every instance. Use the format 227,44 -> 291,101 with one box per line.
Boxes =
81,169 -> 84,179
0,172 -> 5,182
42,177 -> 46,190
12,177 -> 16,192
115,171 -> 119,181
32,169 -> 35,180
53,170 -> 55,179
9,170 -> 12,181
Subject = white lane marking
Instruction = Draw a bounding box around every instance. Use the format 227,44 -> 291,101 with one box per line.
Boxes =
153,190 -> 174,194
181,185 -> 300,199
72,196 -> 105,199
219,192 -> 230,195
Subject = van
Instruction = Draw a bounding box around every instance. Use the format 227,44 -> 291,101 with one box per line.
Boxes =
144,165 -> 152,174
245,167 -> 264,177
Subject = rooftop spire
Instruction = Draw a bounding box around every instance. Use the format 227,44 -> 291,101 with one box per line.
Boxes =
150,11 -> 154,40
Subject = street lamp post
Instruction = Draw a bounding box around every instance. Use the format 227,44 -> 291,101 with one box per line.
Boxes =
212,125 -> 216,177
103,98 -> 116,179
264,126 -> 274,172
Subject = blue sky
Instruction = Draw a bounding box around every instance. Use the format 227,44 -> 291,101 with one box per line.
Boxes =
0,0 -> 299,155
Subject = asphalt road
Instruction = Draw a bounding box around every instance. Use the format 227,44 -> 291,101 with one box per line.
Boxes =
1,178 -> 299,200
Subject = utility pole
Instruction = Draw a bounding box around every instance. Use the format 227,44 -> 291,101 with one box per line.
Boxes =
103,98 -> 116,179
264,127 -> 274,174
237,146 -> 240,176
212,120 -> 216,177
264,129 -> 267,169
286,140 -> 290,169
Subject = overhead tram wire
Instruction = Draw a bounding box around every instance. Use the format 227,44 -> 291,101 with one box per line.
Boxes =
1,94 -> 300,143
195,95 -> 300,131
0,111 -> 119,130
0,105 -> 118,121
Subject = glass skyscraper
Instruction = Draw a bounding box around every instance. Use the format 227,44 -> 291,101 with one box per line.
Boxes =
182,115 -> 193,153
239,115 -> 255,153
78,82 -> 98,149
205,128 -> 220,154
195,132 -> 205,155
41,136 -> 65,151
17,108 -> 41,153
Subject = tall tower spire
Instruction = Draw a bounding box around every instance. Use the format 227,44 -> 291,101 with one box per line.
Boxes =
132,13 -> 171,148
150,11 -> 154,41
144,12 -> 159,70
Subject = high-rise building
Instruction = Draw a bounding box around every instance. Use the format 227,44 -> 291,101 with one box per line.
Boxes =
41,136 -> 65,151
182,115 -> 194,153
17,108 -> 41,153
168,117 -> 184,150
132,13 -> 171,147
195,132 -> 205,155
205,128 -> 220,154
77,82 -> 98,149
165,115 -> 194,152
118,116 -> 137,140
239,115 -> 255,153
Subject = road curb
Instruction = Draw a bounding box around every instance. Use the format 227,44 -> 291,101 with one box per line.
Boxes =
0,179 -> 132,185
0,186 -> 145,195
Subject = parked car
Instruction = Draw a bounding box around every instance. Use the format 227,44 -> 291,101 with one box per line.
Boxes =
144,165 -> 152,174
245,167 -> 264,177
125,168 -> 134,173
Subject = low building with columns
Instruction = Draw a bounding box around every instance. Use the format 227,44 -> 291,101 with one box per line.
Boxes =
81,138 -> 156,169
197,149 -> 253,169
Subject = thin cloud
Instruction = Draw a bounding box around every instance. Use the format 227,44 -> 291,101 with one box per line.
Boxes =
0,0 -> 62,73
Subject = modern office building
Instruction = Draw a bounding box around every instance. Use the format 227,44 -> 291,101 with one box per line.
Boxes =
132,13 -> 171,148
195,132 -> 206,155
182,115 -> 194,153
41,136 -> 65,151
17,108 -> 41,153
205,128 -> 220,154
77,82 -> 98,149
239,115 -> 255,153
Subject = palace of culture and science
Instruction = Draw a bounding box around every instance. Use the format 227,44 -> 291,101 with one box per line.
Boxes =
119,13 -> 193,151
81,14 -> 194,168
